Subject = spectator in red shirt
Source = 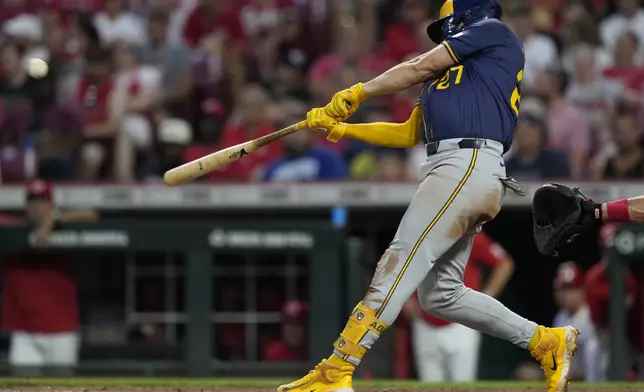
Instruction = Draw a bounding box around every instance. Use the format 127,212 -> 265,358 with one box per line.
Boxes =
0,0 -> 39,22
308,22 -> 392,107
183,0 -> 243,48
1,180 -> 98,376
183,0 -> 245,100
603,31 -> 644,83
403,231 -> 514,382
380,0 -> 428,63
73,47 -> 134,181
262,300 -> 308,362
183,84 -> 281,182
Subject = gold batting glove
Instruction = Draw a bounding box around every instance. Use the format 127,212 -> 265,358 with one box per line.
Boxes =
324,83 -> 367,121
306,107 -> 337,133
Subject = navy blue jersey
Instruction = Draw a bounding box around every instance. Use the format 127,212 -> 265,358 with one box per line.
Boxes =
418,18 -> 524,152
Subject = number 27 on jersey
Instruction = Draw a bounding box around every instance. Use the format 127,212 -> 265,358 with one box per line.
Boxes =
511,70 -> 523,117
430,66 -> 524,118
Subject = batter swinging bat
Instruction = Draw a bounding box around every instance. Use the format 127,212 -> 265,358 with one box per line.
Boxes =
163,120 -> 308,186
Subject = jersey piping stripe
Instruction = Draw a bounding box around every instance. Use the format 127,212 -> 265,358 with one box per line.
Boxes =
442,41 -> 459,63
374,148 -> 478,319
340,149 -> 479,362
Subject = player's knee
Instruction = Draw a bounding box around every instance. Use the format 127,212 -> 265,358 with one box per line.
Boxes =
417,289 -> 444,314
418,283 -> 467,315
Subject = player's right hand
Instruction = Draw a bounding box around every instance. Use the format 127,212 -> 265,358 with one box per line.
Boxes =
324,83 -> 366,121
306,108 -> 337,132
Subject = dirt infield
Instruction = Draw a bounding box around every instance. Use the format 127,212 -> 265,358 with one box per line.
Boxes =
3,388 -> 644,392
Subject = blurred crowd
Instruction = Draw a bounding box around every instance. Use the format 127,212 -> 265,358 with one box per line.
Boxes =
1,0 -> 644,183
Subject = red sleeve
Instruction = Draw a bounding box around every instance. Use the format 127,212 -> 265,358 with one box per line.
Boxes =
0,214 -> 25,226
217,124 -> 241,148
223,11 -> 245,45
471,232 -> 507,268
626,271 -> 639,295
128,79 -> 141,97
183,8 -> 203,47
380,24 -> 420,63
585,263 -> 609,325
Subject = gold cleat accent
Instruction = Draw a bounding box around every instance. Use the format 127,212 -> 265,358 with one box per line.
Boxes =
277,359 -> 354,392
529,326 -> 580,392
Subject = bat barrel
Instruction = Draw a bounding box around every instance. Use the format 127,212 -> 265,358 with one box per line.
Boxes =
163,120 -> 308,187
164,161 -> 204,186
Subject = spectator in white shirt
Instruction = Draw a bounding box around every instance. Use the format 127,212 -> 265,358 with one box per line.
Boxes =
599,0 -> 644,52
566,44 -> 622,128
504,4 -> 559,91
94,0 -> 146,46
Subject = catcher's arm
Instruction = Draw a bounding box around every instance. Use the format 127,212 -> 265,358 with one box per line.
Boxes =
533,184 -> 644,256
598,195 -> 644,223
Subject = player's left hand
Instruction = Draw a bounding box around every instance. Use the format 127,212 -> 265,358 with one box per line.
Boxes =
306,108 -> 337,132
324,83 -> 366,121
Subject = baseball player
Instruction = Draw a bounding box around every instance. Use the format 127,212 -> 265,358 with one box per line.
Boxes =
552,262 -> 605,382
278,1 -> 580,392
403,231 -> 515,382
1,180 -> 98,376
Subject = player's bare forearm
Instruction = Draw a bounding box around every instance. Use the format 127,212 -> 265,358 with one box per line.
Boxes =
362,46 -> 455,97
626,196 -> 644,221
483,258 -> 514,298
601,195 -> 644,223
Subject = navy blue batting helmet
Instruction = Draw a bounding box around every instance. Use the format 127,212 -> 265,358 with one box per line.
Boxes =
427,0 -> 503,44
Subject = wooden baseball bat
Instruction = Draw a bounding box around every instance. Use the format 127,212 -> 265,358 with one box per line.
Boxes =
163,120 -> 309,186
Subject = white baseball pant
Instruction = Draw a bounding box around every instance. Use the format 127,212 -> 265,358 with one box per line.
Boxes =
361,139 -> 537,351
9,331 -> 79,367
411,317 -> 481,381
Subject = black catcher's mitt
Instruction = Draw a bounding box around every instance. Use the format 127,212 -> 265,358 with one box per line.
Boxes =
532,183 -> 602,255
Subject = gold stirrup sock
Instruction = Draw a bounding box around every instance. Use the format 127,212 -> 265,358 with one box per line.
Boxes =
528,325 -> 546,351
330,302 -> 388,366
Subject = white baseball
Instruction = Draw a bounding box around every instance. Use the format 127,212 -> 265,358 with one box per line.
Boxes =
26,58 -> 49,79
